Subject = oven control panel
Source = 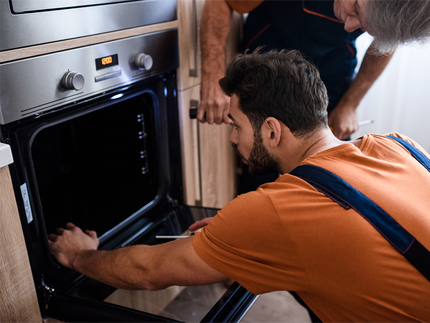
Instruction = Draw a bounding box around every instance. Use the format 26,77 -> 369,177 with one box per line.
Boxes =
134,53 -> 153,70
0,30 -> 178,125
62,71 -> 85,90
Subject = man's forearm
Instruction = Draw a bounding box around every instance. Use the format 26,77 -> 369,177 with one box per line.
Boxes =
70,237 -> 227,291
73,245 -> 161,290
201,0 -> 232,79
341,45 -> 395,107
198,0 -> 233,123
328,44 -> 394,139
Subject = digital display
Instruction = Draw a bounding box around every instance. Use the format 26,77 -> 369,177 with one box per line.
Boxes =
95,54 -> 119,70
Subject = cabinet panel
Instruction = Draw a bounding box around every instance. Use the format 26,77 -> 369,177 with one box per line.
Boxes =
0,165 -> 42,322
177,0 -> 205,91
177,0 -> 242,208
178,86 -> 237,208
199,120 -> 237,208
177,0 -> 242,91
178,86 -> 203,206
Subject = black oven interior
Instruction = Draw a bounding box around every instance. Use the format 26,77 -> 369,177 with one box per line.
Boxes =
31,91 -> 160,239
1,73 -> 184,306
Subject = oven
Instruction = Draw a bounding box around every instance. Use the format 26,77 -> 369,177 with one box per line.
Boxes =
0,26 -> 256,323
0,0 -> 177,51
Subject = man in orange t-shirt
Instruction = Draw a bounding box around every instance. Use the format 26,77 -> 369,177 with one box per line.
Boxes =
193,130 -> 430,321
49,49 -> 430,322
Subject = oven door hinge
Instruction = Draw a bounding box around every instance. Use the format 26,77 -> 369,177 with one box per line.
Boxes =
41,276 -> 56,299
166,192 -> 178,209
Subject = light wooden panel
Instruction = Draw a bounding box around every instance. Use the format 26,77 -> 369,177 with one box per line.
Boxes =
178,85 -> 238,209
0,166 -> 41,322
177,0 -> 242,209
177,0 -> 241,91
178,85 -> 203,206
177,0 -> 205,91
199,122 -> 237,208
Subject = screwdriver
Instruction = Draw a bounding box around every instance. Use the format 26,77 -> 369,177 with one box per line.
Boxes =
155,232 -> 200,239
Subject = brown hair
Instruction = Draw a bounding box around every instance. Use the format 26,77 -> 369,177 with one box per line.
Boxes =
219,49 -> 328,138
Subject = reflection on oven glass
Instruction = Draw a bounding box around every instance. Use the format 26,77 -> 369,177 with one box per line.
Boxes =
104,280 -> 233,322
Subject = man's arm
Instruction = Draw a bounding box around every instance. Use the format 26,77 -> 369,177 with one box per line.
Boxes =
328,44 -> 394,139
198,0 -> 233,124
49,223 -> 227,290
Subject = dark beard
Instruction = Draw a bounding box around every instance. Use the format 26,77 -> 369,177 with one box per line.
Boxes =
232,132 -> 281,177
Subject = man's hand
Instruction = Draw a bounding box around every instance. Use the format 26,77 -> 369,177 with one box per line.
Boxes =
48,222 -> 99,270
328,102 -> 359,140
189,217 -> 213,232
198,78 -> 231,124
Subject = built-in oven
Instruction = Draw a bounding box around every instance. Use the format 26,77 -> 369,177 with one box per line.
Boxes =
0,28 -> 256,322
0,0 -> 177,51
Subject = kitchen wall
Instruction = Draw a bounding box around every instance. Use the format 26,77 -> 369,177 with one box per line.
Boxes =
352,33 -> 430,152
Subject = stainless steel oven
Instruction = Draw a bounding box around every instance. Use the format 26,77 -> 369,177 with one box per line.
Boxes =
0,0 -> 177,51
0,28 -> 256,322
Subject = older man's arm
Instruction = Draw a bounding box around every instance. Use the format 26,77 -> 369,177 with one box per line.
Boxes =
328,44 -> 395,139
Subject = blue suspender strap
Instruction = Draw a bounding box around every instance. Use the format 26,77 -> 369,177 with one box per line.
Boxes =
386,135 -> 430,172
290,136 -> 430,282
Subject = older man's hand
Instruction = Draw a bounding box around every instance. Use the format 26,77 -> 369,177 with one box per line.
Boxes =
48,222 -> 99,270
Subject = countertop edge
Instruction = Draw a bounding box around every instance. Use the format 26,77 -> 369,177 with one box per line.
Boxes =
0,143 -> 14,168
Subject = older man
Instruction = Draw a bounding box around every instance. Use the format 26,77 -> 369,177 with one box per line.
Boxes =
198,0 -> 430,139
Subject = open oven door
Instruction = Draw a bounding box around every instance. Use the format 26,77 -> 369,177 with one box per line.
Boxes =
43,206 -> 258,323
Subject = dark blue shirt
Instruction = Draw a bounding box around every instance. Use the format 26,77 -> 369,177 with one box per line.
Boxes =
241,0 -> 364,112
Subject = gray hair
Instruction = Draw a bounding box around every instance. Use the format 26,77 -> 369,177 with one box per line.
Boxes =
365,0 -> 430,54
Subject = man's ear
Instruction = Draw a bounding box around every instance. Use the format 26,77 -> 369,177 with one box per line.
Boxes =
262,117 -> 282,148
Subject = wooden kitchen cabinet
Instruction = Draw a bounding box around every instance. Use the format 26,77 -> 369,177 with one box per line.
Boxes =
177,0 -> 242,208
178,85 -> 237,208
0,165 -> 42,322
177,0 -> 205,90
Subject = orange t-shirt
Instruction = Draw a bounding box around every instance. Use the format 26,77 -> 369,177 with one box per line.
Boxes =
193,133 -> 430,322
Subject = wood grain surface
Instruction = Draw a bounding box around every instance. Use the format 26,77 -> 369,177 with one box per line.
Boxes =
0,166 -> 41,322
0,21 -> 178,63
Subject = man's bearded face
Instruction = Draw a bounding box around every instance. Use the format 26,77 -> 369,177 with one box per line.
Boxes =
233,130 -> 281,176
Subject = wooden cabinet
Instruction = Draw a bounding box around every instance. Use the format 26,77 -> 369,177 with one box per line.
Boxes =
177,0 -> 205,90
0,165 -> 42,322
177,0 -> 241,208
178,86 -> 238,208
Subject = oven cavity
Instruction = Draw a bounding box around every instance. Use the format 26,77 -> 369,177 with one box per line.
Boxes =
31,93 -> 158,238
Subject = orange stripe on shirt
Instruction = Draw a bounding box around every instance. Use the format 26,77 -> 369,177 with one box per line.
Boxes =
245,23 -> 271,49
346,43 -> 356,58
302,1 -> 344,24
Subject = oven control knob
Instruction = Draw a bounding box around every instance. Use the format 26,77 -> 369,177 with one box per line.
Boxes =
62,71 -> 85,91
134,53 -> 153,70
